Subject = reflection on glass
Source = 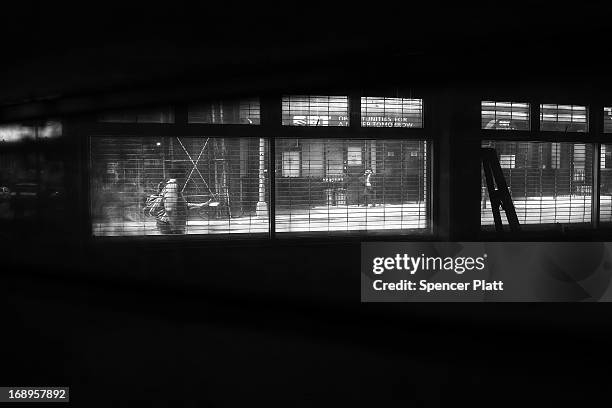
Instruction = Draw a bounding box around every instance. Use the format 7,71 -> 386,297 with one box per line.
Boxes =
0,121 -> 62,143
540,104 -> 587,132
604,107 -> 612,133
0,151 -> 66,228
90,137 -> 269,236
188,98 -> 260,124
361,97 -> 423,128
0,120 -> 65,232
281,96 -> 349,126
481,101 -> 530,130
275,138 -> 428,233
481,141 -> 593,227
98,108 -> 175,123
600,144 -> 612,222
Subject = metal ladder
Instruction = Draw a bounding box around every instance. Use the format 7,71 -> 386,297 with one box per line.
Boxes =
481,147 -> 520,233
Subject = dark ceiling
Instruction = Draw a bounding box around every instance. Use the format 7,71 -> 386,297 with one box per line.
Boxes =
0,2 -> 610,116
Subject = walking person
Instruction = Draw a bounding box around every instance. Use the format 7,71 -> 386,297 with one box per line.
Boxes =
144,178 -> 209,235
363,169 -> 375,207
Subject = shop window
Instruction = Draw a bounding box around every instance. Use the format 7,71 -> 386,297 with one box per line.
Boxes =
275,139 -> 428,233
481,141 -> 593,227
281,95 -> 349,127
281,151 -> 300,177
540,104 -> 587,132
361,97 -> 423,128
481,101 -> 530,130
90,137 -> 269,236
188,98 -> 260,125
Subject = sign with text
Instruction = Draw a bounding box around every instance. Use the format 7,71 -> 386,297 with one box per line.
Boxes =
361,116 -> 420,127
361,242 -> 612,302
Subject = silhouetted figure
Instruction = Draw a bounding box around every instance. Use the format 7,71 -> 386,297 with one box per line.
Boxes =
363,169 -> 375,207
144,179 -> 210,234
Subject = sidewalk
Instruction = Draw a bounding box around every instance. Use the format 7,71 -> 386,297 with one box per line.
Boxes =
481,195 -> 612,225
93,202 -> 428,235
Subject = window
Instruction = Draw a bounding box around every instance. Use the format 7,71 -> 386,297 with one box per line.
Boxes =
188,98 -> 260,124
604,107 -> 612,133
301,140 -> 324,177
281,151 -> 300,177
281,96 -> 349,126
361,97 -> 423,128
481,141 -> 593,227
0,121 -> 62,143
99,107 -> 175,123
481,101 -> 530,130
540,104 -> 587,132
600,143 -> 612,222
346,146 -> 362,165
275,139 -> 428,233
573,144 -> 586,182
90,137 -> 269,236
0,121 -> 66,234
499,154 -> 516,169
551,143 -> 561,169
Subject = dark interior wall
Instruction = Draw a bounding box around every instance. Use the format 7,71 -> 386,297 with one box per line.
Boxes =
3,84 -> 612,310
2,3 -> 612,119
3,6 -> 612,405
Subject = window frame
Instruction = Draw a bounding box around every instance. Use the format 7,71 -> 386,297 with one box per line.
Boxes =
478,96 -> 606,237
539,103 -> 589,133
481,100 -> 531,131
82,91 -> 435,241
360,96 -> 424,129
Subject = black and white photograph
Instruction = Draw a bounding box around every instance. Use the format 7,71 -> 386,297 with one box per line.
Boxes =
1,2 -> 612,406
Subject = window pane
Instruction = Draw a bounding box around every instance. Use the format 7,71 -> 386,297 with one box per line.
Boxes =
540,104 -> 587,132
361,97 -> 423,128
188,98 -> 260,125
281,151 -> 300,177
0,121 -> 62,143
98,107 -> 175,123
600,144 -> 612,222
0,122 -> 67,235
481,141 -> 593,227
281,96 -> 349,126
275,139 -> 428,233
604,107 -> 612,133
90,137 -> 269,236
481,101 -> 530,130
